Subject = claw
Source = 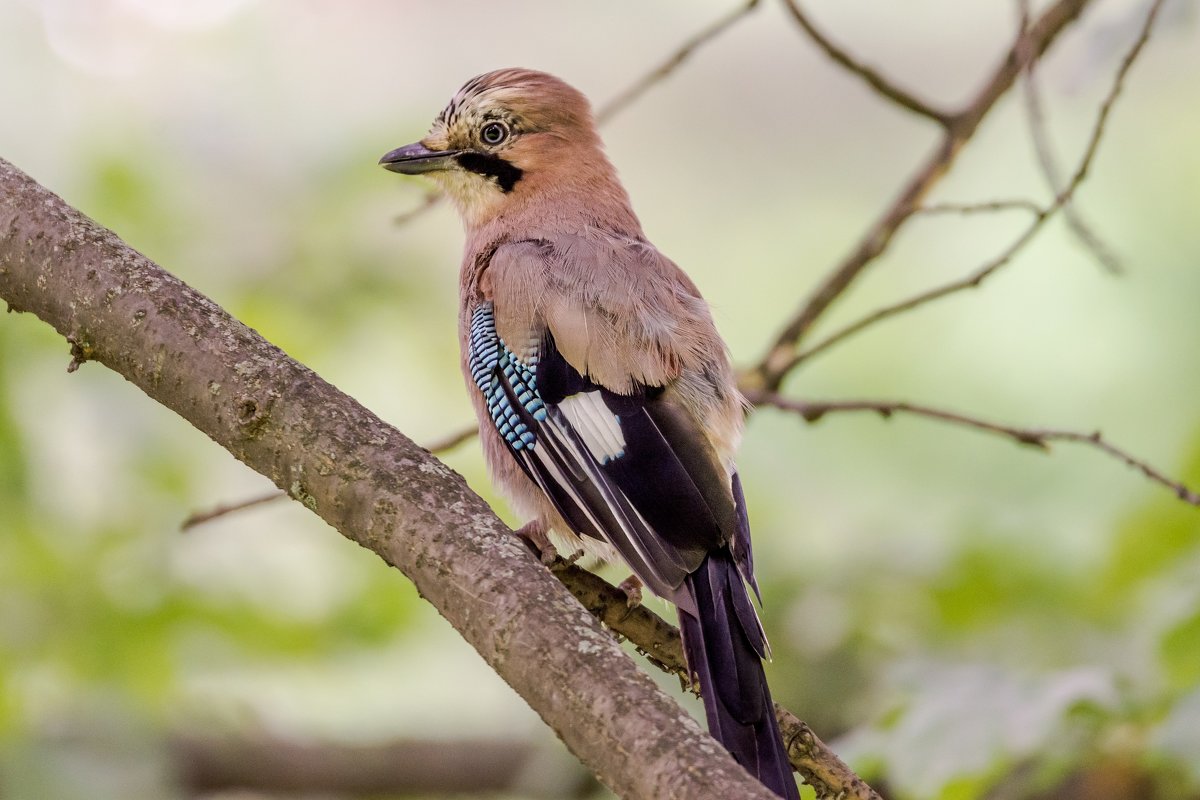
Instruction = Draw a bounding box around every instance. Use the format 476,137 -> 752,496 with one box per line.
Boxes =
617,574 -> 643,608
515,519 -> 558,565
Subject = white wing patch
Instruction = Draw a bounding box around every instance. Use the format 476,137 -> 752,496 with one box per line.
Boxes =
556,391 -> 626,464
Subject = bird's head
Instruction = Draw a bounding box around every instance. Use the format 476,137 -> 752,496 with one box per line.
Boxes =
380,68 -> 619,228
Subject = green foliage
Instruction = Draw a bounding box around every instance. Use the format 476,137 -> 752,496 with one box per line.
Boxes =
1101,433 -> 1200,600
1161,612 -> 1200,688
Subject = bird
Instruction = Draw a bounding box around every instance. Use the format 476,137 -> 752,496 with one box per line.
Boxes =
380,68 -> 799,800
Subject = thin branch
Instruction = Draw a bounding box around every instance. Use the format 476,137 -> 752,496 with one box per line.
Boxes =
596,0 -> 762,124
392,190 -> 443,227
1017,0 -> 1126,275
422,423 -> 479,454
918,199 -> 1043,216
779,0 -> 951,125
749,393 -> 1200,507
747,0 -> 1096,393
782,0 -> 1163,369
1058,0 -> 1165,200
181,490 -> 283,531
777,707 -> 882,800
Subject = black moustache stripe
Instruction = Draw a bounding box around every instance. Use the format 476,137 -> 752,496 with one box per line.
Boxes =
455,152 -> 524,193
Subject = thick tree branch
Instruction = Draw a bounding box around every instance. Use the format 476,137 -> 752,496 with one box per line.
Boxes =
174,732 -> 576,796
749,393 -> 1200,507
0,157 -> 782,800
746,0 -> 1096,393
181,423 -> 483,529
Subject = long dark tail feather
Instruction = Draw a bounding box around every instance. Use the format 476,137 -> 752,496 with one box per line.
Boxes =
679,552 -> 799,800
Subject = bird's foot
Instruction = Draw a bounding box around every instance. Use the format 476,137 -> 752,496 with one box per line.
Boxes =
515,519 -> 558,566
617,574 -> 643,608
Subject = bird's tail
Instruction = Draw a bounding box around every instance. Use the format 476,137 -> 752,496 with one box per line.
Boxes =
679,551 -> 799,800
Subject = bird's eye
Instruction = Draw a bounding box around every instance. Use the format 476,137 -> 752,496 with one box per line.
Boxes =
480,121 -> 509,146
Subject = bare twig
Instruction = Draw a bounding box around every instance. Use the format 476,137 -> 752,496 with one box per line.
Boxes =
747,0 -> 1096,393
779,0 -> 951,124
1017,0 -> 1126,275
918,199 -> 1043,216
181,490 -> 283,531
392,190 -> 443,226
1055,0 -> 1164,202
781,0 -> 1162,369
749,392 -> 1200,507
422,423 -> 479,454
596,0 -> 762,124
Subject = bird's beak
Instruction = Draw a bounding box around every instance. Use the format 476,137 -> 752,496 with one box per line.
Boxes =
379,142 -> 461,174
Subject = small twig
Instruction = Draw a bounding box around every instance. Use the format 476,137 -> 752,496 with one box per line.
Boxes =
1017,0 -> 1127,275
596,0 -> 762,124
1057,0 -> 1164,200
918,199 -> 1043,216
777,706 -> 883,800
748,392 -> 1200,507
422,423 -> 479,454
181,490 -> 284,531
748,0 -> 1096,393
783,0 -> 1162,370
181,427 -> 481,530
779,0 -> 951,125
392,191 -> 444,227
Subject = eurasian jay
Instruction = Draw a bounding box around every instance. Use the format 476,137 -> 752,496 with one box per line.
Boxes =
381,68 -> 799,800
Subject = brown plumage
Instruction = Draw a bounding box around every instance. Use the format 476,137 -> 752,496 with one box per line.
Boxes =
381,68 -> 798,799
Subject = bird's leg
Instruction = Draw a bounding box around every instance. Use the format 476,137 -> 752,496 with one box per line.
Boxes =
617,574 -> 643,608
515,518 -> 558,566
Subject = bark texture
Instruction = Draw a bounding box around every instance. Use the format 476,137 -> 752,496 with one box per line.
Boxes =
0,157 -> 779,800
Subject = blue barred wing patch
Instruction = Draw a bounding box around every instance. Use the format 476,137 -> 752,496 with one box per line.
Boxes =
468,302 -> 547,451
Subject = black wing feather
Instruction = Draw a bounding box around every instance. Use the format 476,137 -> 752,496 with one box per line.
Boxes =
469,302 -> 727,599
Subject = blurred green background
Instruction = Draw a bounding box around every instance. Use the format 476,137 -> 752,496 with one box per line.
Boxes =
1,1 -> 1199,798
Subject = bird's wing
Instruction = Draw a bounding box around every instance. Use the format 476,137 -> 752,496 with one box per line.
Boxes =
468,238 -> 741,605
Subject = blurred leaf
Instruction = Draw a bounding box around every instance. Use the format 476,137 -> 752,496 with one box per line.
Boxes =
1099,429 -> 1200,603
839,663 -> 1119,799
1159,611 -> 1200,689
1149,687 -> 1200,788
930,540 -> 1080,632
